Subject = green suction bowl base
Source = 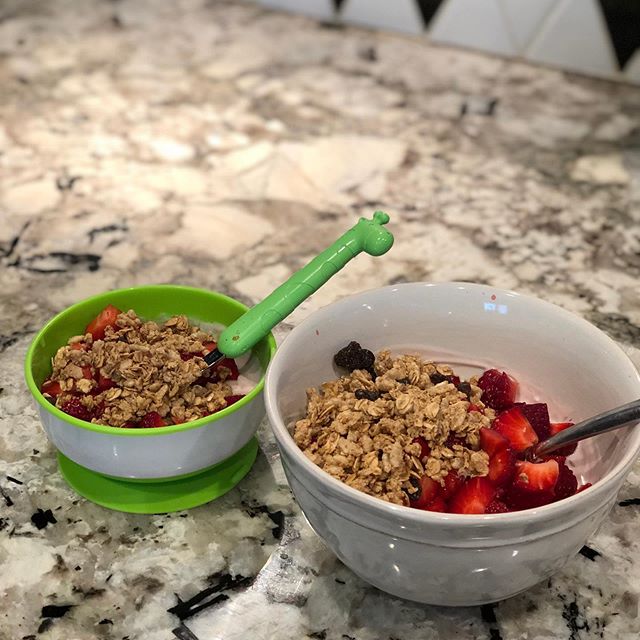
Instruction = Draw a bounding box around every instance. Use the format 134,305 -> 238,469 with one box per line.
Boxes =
57,438 -> 259,514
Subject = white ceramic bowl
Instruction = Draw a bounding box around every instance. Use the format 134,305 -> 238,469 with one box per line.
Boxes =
25,285 -> 276,480
265,282 -> 640,605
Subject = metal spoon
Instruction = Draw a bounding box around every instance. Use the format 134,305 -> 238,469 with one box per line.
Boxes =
533,398 -> 640,459
203,211 -> 394,371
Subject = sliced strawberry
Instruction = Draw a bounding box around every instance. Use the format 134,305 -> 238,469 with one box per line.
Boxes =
468,403 -> 483,413
503,485 -> 554,511
70,342 -> 86,351
86,304 -> 121,341
409,475 -> 441,510
514,403 -> 550,440
514,460 -> 559,493
577,483 -> 592,493
211,358 -> 239,381
179,352 -> 197,361
122,421 -> 138,428
60,397 -> 93,422
96,373 -> 116,392
412,436 -> 431,460
554,462 -> 578,501
493,407 -> 538,452
449,477 -> 497,514
488,448 -> 516,486
445,435 -> 466,449
441,470 -> 463,499
203,341 -> 217,353
139,411 -> 166,428
447,375 -> 461,387
81,365 -> 94,380
41,379 -> 62,397
479,427 -> 509,456
225,395 -> 244,407
425,496 -> 447,512
486,500 -> 509,514
548,422 -> 577,456
477,369 -> 518,410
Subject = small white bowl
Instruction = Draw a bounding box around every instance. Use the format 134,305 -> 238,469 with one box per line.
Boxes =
265,282 -> 640,605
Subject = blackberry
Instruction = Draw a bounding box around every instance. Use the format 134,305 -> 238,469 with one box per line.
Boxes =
429,372 -> 447,384
354,389 -> 380,401
334,341 -> 375,377
457,381 -> 472,398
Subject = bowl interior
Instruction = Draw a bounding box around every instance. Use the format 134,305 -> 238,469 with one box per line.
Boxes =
269,283 -> 640,488
26,285 -> 276,431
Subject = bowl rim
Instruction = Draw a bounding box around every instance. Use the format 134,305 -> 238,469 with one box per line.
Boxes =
265,281 -> 640,525
24,284 -> 277,437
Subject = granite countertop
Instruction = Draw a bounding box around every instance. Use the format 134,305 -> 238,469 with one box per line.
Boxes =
1,1 -> 640,639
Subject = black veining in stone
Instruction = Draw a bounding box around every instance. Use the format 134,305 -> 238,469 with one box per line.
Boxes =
1,487 -> 13,507
168,573 -> 252,620
0,221 -> 30,260
172,625 -> 200,640
308,632 -> 327,640
98,619 -> 113,625
88,222 -> 128,243
619,497 -> 640,507
480,603 -> 503,640
6,475 -> 23,485
31,508 -> 57,530
13,251 -> 101,274
0,329 -> 33,353
562,598 -> 590,640
579,545 -> 602,561
55,175 -> 81,191
243,501 -> 285,539
41,604 -> 73,618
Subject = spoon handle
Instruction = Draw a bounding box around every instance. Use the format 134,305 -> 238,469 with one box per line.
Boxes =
534,398 -> 640,458
215,211 -> 394,358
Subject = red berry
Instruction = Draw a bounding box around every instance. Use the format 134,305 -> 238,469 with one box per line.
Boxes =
503,485 -> 554,511
203,341 -> 217,353
554,462 -> 578,501
412,436 -> 431,460
548,422 -> 577,456
86,304 -> 121,341
70,342 -> 86,351
139,411 -> 166,428
514,403 -> 550,440
225,395 -> 245,407
488,447 -> 516,486
479,427 -> 509,456
477,369 -> 518,410
212,358 -> 239,381
179,352 -> 197,361
449,477 -> 497,514
82,365 -> 94,380
425,496 -> 447,512
60,397 -> 93,422
493,407 -> 539,452
514,460 -> 559,493
441,470 -> 463,499
468,403 -> 483,413
486,500 -> 509,514
577,483 -> 592,493
409,475 -> 441,510
41,379 -> 62,397
97,373 -> 115,392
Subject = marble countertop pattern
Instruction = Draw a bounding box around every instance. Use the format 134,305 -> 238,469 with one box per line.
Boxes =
1,1 -> 640,639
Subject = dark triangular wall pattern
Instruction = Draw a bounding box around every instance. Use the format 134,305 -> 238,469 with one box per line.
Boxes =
416,0 -> 445,28
598,0 -> 640,70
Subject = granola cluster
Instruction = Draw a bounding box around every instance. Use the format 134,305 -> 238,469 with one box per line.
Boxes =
47,311 -> 234,427
293,350 -> 494,506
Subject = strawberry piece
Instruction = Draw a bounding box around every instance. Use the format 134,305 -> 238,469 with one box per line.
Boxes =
70,342 -> 86,351
81,365 -> 93,380
225,395 -> 245,407
179,352 -> 198,361
477,369 -> 518,410
139,411 -> 166,428
493,407 -> 538,452
488,448 -> 516,486
468,403 -> 483,413
122,421 -> 138,428
449,477 -> 497,514
203,341 -> 217,353
211,358 -> 240,382
447,375 -> 461,387
554,462 -> 578,501
514,460 -> 559,493
514,403 -> 550,440
412,436 -> 431,460
577,483 -> 592,493
426,496 -> 447,512
96,373 -> 115,392
479,427 -> 509,456
503,485 -> 554,511
409,475 -> 441,510
486,500 -> 509,514
445,435 -> 466,449
86,304 -> 121,341
441,470 -> 463,499
548,422 -> 577,456
41,379 -> 62,397
60,397 -> 93,422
